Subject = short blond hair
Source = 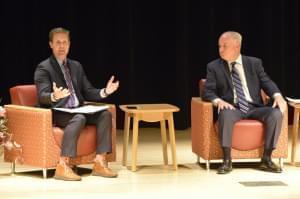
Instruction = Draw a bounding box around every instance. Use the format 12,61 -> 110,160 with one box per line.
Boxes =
49,27 -> 70,42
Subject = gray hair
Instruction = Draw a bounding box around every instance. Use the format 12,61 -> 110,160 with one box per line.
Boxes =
49,27 -> 70,42
221,31 -> 242,44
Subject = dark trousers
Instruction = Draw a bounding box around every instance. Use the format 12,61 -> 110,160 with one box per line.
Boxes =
218,106 -> 283,150
53,110 -> 112,157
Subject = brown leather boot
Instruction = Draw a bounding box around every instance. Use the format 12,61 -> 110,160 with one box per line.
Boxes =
91,161 -> 118,178
54,163 -> 82,181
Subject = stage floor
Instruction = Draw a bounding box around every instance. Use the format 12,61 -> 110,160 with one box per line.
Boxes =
0,127 -> 300,199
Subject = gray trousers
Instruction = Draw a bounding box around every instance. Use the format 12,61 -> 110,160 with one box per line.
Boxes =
218,106 -> 283,150
53,110 -> 112,157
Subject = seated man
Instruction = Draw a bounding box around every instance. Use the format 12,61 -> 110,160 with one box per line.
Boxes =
203,31 -> 286,174
34,27 -> 119,181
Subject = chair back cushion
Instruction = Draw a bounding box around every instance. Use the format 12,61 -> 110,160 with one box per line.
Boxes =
10,85 -> 37,106
199,79 -> 206,97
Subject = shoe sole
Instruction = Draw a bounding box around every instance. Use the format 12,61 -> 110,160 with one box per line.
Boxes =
217,169 -> 232,174
258,166 -> 282,173
54,175 -> 82,181
91,171 -> 118,178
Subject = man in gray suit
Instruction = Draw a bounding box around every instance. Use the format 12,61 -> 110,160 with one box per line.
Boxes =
203,31 -> 286,174
34,27 -> 119,181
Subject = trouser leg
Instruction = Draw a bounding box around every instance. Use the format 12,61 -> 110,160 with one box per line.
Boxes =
218,109 -> 243,147
248,107 -> 283,150
222,147 -> 231,160
87,110 -> 112,154
54,112 -> 87,157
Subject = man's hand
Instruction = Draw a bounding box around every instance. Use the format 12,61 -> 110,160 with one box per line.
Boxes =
52,82 -> 70,100
105,76 -> 119,95
216,99 -> 235,113
272,95 -> 287,114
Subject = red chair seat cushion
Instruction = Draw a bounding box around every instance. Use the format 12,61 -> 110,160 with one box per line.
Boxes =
232,120 -> 264,151
52,125 -> 97,156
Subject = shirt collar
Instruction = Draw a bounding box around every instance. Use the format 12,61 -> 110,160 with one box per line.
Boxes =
235,54 -> 242,65
228,54 -> 242,66
55,58 -> 66,67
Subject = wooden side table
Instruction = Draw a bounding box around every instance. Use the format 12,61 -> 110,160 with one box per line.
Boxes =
119,104 -> 180,171
289,102 -> 300,165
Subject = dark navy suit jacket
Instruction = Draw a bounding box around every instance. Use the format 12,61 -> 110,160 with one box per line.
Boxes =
203,55 -> 280,107
34,55 -> 103,108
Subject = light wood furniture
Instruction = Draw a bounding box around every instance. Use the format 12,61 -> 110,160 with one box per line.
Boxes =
119,104 -> 179,171
289,102 -> 300,165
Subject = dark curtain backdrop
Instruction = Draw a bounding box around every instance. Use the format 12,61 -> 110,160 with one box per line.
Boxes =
1,0 -> 299,129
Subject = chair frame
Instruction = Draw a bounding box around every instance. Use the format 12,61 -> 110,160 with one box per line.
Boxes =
4,85 -> 116,178
191,80 -> 288,170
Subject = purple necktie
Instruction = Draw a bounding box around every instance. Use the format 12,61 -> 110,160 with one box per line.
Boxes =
62,61 -> 76,108
231,62 -> 249,114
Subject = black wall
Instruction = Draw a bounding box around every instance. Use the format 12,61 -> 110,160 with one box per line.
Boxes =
1,0 -> 299,129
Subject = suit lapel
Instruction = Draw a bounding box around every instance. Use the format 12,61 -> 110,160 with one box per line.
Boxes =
242,56 -> 255,98
50,56 -> 66,83
49,56 -> 69,107
220,59 -> 234,90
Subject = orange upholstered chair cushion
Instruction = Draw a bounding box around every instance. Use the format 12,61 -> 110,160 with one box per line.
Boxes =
52,126 -> 97,156
5,85 -> 116,172
231,120 -> 264,150
191,79 -> 288,164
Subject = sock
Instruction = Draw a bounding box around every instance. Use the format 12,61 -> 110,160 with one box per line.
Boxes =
263,148 -> 273,161
222,147 -> 231,161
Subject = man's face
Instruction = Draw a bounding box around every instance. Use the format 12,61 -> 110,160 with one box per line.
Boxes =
218,35 -> 240,62
49,32 -> 70,61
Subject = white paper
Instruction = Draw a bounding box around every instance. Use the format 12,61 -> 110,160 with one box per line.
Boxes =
286,97 -> 300,104
53,105 -> 109,114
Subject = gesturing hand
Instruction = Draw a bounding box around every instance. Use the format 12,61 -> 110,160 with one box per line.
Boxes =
105,76 -> 119,95
52,82 -> 70,100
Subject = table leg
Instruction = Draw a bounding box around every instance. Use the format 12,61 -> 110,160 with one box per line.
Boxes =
167,113 -> 177,170
131,116 -> 139,171
122,113 -> 131,166
160,120 -> 168,165
291,108 -> 300,165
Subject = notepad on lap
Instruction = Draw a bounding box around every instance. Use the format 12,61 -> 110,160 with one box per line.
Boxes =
53,105 -> 109,114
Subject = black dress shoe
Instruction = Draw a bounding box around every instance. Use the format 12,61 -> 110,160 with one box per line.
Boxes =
217,160 -> 232,174
259,159 -> 282,173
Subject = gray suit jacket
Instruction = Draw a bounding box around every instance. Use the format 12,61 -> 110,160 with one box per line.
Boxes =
203,55 -> 280,107
34,55 -> 103,108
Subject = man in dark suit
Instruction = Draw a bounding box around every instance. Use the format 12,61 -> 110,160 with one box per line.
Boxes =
203,31 -> 287,174
34,27 -> 119,181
